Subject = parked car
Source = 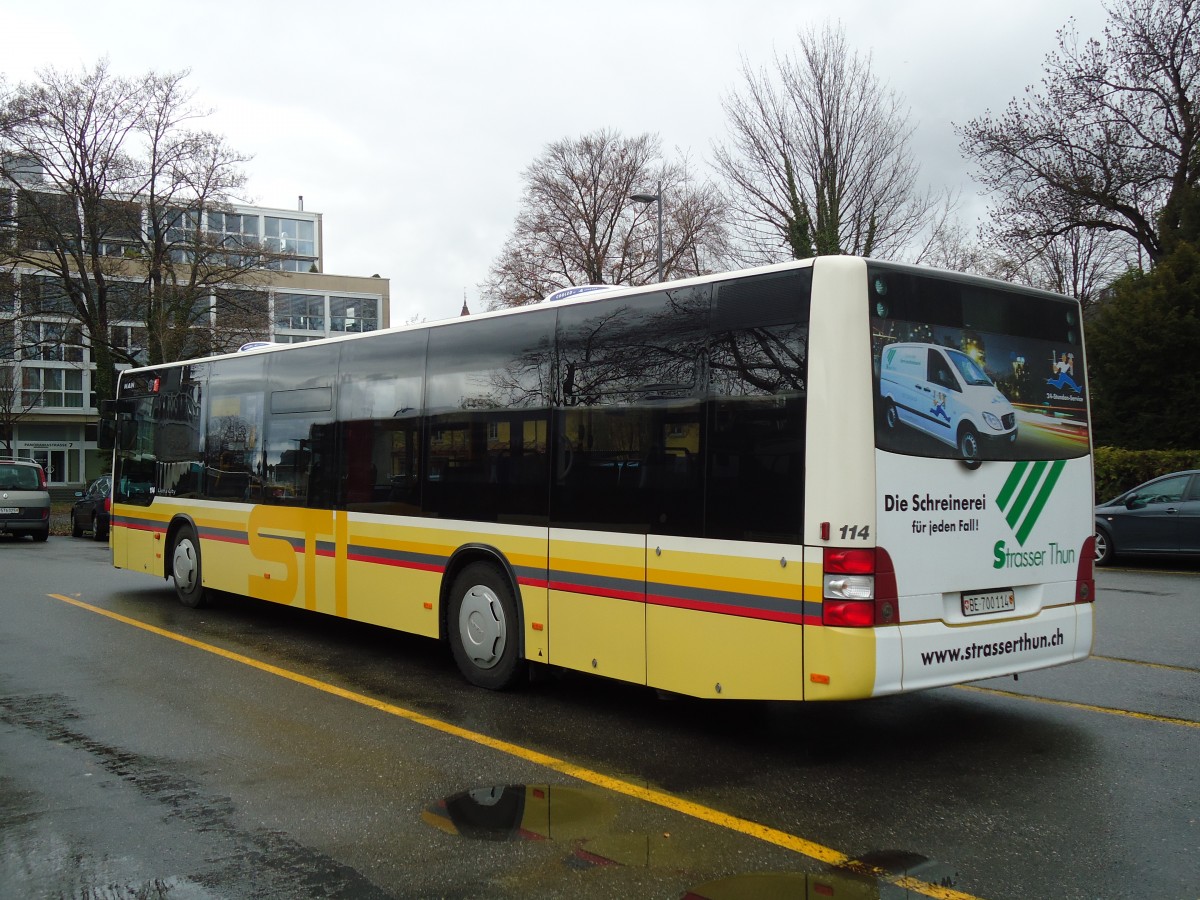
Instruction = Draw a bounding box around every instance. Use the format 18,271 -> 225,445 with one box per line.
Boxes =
1094,470 -> 1200,565
71,475 -> 112,541
0,458 -> 51,542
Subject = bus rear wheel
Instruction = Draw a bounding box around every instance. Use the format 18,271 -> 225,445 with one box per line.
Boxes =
171,525 -> 210,608
448,562 -> 525,690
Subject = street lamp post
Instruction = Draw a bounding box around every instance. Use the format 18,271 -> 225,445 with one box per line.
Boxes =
630,181 -> 663,282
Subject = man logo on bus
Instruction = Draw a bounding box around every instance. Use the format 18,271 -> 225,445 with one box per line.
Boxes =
930,390 -> 950,423
1045,351 -> 1081,393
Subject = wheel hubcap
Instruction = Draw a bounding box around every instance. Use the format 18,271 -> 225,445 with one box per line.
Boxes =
173,539 -> 198,593
458,584 -> 506,670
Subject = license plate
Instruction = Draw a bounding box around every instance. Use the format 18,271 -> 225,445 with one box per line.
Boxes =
961,588 -> 1015,617
0,507 -> 18,514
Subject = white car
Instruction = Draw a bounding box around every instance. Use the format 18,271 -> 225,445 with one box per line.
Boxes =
879,342 -> 1017,463
0,458 -> 51,542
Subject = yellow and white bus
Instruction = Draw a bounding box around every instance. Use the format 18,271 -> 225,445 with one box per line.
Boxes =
104,256 -> 1095,700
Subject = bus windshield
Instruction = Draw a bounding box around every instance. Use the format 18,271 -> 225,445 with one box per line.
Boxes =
947,349 -> 993,387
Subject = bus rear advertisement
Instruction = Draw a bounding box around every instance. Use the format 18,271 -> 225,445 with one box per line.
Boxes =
104,256 -> 1094,701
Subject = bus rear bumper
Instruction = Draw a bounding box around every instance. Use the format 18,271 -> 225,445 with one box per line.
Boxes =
877,602 -> 1093,696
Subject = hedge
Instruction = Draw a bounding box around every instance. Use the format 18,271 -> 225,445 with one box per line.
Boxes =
1093,447 -> 1200,503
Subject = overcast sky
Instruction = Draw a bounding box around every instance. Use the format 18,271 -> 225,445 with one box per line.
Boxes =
6,0 -> 1112,323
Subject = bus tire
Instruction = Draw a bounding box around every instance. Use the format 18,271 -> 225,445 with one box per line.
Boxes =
448,562 -> 525,690
171,525 -> 210,608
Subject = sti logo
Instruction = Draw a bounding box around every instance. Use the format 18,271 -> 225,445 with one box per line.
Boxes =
995,460 -> 1066,546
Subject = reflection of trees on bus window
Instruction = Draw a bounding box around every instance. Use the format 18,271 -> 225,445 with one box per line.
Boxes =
550,269 -> 809,541
337,328 -> 426,515
706,269 -> 808,543
551,289 -> 707,535
203,354 -> 266,502
264,342 -> 337,507
423,310 -> 556,525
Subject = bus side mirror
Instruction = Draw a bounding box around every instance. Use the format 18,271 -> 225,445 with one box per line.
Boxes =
97,419 -> 116,451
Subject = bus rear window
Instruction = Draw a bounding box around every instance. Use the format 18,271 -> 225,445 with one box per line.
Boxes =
868,265 -> 1088,464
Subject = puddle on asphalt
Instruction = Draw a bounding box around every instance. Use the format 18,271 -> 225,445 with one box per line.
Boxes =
424,782 -> 962,896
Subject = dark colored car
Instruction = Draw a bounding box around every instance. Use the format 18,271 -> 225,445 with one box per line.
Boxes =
0,458 -> 51,541
1094,470 -> 1200,566
71,475 -> 112,541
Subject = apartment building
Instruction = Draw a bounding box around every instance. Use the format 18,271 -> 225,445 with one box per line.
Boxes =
1,201 -> 390,490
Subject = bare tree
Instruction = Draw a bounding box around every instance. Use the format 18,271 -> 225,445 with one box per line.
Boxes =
713,20 -> 945,264
481,130 -> 730,309
957,0 -> 1200,268
0,61 -> 272,403
980,226 -> 1134,309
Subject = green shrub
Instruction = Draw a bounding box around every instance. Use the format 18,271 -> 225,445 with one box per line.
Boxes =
1093,446 -> 1200,502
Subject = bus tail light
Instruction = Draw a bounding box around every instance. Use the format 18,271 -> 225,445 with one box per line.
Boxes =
822,547 -> 899,627
1076,536 -> 1095,603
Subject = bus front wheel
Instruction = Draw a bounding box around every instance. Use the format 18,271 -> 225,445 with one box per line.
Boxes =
883,398 -> 899,430
171,525 -> 210,609
448,562 -> 525,690
958,424 -> 981,469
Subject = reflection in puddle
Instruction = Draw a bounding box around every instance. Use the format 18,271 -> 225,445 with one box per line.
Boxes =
424,784 -> 961,898
845,849 -> 961,890
686,850 -> 961,899
424,783 -> 643,867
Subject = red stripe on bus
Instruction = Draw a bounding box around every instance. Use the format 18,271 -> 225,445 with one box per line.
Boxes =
646,592 -> 807,625
547,580 -> 645,603
202,532 -> 249,545
346,552 -> 444,573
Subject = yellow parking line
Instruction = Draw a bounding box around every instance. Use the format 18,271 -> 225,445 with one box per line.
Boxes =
48,593 -> 979,900
957,684 -> 1200,728
1089,654 -> 1200,676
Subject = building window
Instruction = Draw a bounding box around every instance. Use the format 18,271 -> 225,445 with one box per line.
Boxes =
22,322 -> 84,363
330,296 -> 379,333
274,292 -> 324,332
22,367 -> 84,408
97,199 -> 142,257
164,208 -> 199,264
209,211 -> 260,245
20,275 -> 74,316
108,280 -> 149,321
111,325 -> 149,366
0,273 -> 15,316
264,217 -> 316,272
